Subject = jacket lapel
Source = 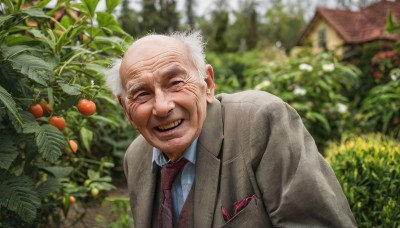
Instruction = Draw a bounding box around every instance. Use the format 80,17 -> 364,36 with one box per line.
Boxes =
131,144 -> 158,228
194,98 -> 224,227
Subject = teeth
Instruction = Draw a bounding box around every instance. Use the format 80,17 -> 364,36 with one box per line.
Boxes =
158,120 -> 182,130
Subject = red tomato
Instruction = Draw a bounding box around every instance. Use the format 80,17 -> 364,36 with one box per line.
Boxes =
49,116 -> 66,130
77,99 -> 96,116
66,140 -> 78,154
39,101 -> 52,116
69,196 -> 76,204
29,104 -> 44,118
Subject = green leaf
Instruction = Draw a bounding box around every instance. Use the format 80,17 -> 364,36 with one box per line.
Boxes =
37,177 -> 63,198
0,135 -> 19,170
81,0 -> 100,19
88,170 -> 100,179
90,181 -> 115,191
0,175 -> 41,224
97,12 -> 119,27
2,0 -> 14,13
35,124 -> 66,163
11,111 -> 35,134
80,127 -> 93,152
106,0 -> 121,13
0,15 -> 13,27
10,54 -> 54,86
23,124 -> 65,163
38,166 -> 73,178
306,111 -> 331,132
35,0 -> 52,8
21,8 -> 51,19
0,86 -> 23,126
58,82 -> 82,96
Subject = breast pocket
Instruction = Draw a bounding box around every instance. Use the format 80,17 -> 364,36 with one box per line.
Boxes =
220,196 -> 273,228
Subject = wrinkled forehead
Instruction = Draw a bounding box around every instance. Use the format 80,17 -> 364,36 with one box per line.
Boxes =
120,35 -> 191,73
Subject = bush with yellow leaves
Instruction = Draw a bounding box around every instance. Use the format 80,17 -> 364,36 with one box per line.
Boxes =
325,133 -> 400,227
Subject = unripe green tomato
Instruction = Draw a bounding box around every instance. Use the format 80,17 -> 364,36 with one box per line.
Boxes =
84,180 -> 91,187
91,188 -> 99,197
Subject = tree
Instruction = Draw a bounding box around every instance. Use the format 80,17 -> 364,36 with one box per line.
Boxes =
138,0 -> 180,34
226,0 -> 259,51
261,0 -> 306,52
200,0 -> 230,52
118,0 -> 140,36
185,0 -> 196,29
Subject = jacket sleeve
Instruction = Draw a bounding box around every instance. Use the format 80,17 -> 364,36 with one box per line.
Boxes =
251,101 -> 357,227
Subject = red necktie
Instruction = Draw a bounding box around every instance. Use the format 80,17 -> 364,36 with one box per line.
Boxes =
159,158 -> 188,228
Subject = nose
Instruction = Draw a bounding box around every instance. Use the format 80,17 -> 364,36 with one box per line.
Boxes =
152,90 -> 174,117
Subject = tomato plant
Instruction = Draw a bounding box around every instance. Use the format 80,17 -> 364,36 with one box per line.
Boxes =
0,0 -> 136,226
77,99 -> 96,116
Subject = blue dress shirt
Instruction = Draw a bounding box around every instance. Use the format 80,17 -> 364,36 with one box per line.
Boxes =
152,137 -> 198,219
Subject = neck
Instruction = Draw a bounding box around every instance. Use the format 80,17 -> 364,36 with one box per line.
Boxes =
163,150 -> 184,162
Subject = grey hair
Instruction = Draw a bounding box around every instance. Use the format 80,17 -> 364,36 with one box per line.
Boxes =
105,31 -> 207,97
106,58 -> 123,96
170,31 -> 207,79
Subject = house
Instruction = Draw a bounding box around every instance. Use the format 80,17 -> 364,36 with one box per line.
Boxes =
296,0 -> 400,58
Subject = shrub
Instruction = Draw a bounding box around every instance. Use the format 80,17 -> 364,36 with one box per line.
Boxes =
325,134 -> 400,227
357,73 -> 400,139
254,50 -> 361,151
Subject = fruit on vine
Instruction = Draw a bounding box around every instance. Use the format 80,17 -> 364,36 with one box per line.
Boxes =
91,188 -> 99,197
49,116 -> 66,130
39,101 -> 52,116
69,196 -> 76,204
68,140 -> 78,153
84,180 -> 91,187
29,104 -> 44,118
77,99 -> 96,116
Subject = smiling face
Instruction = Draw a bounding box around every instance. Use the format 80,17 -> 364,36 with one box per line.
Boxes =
119,35 -> 215,161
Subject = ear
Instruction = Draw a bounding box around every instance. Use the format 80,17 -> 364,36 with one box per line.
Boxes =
117,96 -> 124,107
204,64 -> 215,103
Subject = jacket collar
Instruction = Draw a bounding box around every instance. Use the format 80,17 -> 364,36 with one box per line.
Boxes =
194,98 -> 224,227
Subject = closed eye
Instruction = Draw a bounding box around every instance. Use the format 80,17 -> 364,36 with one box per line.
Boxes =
131,91 -> 152,102
169,80 -> 184,90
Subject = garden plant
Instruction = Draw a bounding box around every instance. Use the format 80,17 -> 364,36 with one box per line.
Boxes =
0,0 -> 136,226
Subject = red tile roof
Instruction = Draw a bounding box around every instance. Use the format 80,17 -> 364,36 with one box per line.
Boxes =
299,0 -> 400,44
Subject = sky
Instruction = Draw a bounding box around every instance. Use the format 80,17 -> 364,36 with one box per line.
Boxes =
46,0 -> 340,22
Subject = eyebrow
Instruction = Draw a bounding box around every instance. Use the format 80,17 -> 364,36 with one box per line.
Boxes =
162,66 -> 186,79
127,82 -> 147,95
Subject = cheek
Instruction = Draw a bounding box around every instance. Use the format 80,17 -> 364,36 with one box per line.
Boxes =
124,102 -> 143,127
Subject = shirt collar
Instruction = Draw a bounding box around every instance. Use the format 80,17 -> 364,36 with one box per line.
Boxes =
152,137 -> 198,172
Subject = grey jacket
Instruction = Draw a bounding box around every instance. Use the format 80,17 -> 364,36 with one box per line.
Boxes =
124,90 -> 357,227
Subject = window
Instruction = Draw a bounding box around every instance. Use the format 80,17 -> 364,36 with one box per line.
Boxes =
318,29 -> 327,49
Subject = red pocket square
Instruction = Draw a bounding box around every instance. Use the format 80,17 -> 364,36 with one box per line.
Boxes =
222,194 -> 256,222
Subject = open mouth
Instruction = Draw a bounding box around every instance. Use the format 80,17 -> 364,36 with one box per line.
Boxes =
156,119 -> 183,131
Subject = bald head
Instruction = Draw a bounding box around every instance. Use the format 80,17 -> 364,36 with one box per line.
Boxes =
120,35 -> 195,87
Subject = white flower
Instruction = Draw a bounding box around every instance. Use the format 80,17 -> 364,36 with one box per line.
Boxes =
299,63 -> 313,72
91,80 -> 95,86
293,86 -> 306,96
322,63 -> 335,72
390,70 -> 399,81
337,103 -> 348,113
255,80 -> 271,90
